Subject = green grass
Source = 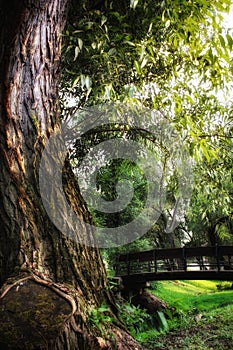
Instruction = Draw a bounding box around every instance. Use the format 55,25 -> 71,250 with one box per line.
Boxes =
135,280 -> 233,349
151,280 -> 233,312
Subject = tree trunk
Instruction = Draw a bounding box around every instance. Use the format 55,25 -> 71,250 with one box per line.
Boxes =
0,1 -> 142,349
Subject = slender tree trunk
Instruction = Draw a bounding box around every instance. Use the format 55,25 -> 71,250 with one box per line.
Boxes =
0,1 -> 142,349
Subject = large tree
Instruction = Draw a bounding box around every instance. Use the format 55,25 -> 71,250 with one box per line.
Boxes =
0,0 -> 231,348
0,1 -> 142,349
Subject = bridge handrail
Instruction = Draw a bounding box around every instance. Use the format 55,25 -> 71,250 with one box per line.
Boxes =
117,245 -> 233,263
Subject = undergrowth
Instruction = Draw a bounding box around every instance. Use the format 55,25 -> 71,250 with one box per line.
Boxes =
133,280 -> 233,349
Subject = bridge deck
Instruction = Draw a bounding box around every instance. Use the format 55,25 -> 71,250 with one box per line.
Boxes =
120,270 -> 233,288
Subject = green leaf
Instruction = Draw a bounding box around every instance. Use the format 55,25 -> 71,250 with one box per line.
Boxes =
124,40 -> 136,47
80,74 -> 85,88
85,76 -> 92,89
219,35 -> 225,48
98,305 -> 109,313
165,19 -> 171,28
226,33 -> 233,50
130,0 -> 139,9
74,46 -> 80,61
71,76 -> 80,88
101,15 -> 107,26
140,57 -> 147,69
148,22 -> 153,33
108,48 -> 117,56
134,60 -> 141,74
156,311 -> 168,331
78,38 -> 83,50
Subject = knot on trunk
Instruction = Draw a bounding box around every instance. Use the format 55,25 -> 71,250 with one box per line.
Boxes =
0,279 -> 72,349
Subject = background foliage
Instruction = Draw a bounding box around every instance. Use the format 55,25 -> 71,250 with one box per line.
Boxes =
61,0 -> 233,256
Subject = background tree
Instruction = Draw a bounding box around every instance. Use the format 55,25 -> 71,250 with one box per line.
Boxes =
187,112 -> 233,247
61,0 -> 232,256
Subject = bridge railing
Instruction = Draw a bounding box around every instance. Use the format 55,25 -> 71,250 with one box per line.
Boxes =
115,245 -> 233,276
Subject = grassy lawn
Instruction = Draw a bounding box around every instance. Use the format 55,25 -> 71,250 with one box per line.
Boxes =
153,280 -> 233,312
135,280 -> 233,349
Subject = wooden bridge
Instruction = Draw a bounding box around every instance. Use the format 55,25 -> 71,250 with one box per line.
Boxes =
114,245 -> 233,292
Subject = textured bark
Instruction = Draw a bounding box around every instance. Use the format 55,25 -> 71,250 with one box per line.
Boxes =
0,1 -> 142,349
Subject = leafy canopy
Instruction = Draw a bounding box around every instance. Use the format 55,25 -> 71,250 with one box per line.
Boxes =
61,0 -> 233,249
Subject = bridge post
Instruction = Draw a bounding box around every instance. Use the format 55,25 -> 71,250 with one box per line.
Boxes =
148,261 -> 151,272
228,254 -> 232,269
127,254 -> 131,275
153,250 -> 157,273
183,247 -> 187,271
215,244 -> 220,271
